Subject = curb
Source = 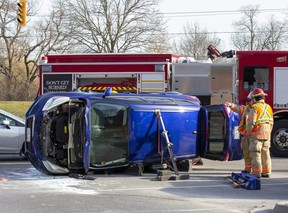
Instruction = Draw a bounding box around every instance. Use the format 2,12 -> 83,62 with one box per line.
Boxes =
273,202 -> 288,213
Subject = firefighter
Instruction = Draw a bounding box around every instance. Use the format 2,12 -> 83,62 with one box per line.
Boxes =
246,88 -> 273,178
227,88 -> 274,178
225,102 -> 253,174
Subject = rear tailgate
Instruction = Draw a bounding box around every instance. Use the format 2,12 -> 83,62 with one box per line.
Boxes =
198,104 -> 242,161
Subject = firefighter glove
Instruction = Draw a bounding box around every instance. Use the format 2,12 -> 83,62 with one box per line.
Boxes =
225,102 -> 233,108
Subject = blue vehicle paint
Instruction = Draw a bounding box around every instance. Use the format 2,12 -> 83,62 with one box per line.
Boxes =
25,89 -> 242,175
129,106 -> 198,163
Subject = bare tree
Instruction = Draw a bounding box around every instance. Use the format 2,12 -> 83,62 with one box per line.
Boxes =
0,0 -> 76,100
174,22 -> 221,60
0,0 -> 22,81
59,0 -> 167,53
144,31 -> 172,53
257,16 -> 287,50
23,0 -> 77,84
0,0 -> 168,100
0,0 -> 27,100
231,5 -> 259,50
231,5 -> 287,50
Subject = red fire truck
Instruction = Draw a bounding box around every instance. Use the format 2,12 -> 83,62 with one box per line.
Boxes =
39,53 -> 179,95
39,50 -> 288,157
207,45 -> 288,157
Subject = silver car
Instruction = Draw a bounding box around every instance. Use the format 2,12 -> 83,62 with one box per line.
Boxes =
0,109 -> 25,156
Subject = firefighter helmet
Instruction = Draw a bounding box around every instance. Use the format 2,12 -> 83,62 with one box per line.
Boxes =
247,88 -> 267,99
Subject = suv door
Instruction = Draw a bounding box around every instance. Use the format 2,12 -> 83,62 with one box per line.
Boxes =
198,104 -> 242,161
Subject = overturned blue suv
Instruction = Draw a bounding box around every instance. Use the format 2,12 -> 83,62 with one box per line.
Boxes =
25,88 -> 242,175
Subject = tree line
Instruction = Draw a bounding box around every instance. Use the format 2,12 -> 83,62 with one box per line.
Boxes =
0,0 -> 287,101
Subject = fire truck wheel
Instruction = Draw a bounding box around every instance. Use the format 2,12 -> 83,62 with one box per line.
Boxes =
271,119 -> 288,157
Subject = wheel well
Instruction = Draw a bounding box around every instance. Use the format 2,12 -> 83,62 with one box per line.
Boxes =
271,119 -> 288,157
274,110 -> 288,122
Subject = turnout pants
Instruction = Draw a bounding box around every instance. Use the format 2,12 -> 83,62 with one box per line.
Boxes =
249,138 -> 272,177
241,136 -> 252,173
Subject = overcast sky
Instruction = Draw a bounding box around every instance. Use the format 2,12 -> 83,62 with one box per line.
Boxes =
159,0 -> 288,50
38,0 -> 288,51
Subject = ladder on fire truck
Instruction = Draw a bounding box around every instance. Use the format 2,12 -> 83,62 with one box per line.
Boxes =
155,109 -> 179,177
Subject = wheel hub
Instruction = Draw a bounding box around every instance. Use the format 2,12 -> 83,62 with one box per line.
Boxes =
274,129 -> 288,150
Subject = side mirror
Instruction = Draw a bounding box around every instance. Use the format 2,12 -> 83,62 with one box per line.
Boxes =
2,120 -> 11,129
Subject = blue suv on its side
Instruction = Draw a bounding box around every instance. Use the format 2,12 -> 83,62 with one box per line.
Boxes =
25,88 -> 242,175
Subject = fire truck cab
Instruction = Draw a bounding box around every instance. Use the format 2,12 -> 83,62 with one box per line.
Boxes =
208,46 -> 288,157
236,51 -> 288,157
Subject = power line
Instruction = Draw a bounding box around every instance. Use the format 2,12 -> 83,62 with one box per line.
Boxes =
160,8 -> 288,17
168,31 -> 239,35
32,8 -> 288,18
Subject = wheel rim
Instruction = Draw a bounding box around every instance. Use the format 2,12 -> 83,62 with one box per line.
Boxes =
273,129 -> 288,151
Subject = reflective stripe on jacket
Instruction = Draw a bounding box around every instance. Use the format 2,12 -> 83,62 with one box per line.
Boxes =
246,100 -> 273,139
253,102 -> 273,126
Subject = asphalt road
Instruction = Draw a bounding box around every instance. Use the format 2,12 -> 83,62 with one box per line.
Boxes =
0,155 -> 287,213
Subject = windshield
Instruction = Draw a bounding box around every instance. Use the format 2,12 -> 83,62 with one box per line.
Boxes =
89,102 -> 129,168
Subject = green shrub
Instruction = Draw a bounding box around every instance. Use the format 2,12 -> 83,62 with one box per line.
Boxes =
0,101 -> 32,119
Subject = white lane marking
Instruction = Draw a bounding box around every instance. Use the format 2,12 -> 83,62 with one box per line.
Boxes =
0,162 -> 31,165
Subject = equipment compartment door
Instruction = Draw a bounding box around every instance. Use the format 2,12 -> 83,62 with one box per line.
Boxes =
139,72 -> 166,93
199,104 -> 242,161
274,67 -> 288,109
